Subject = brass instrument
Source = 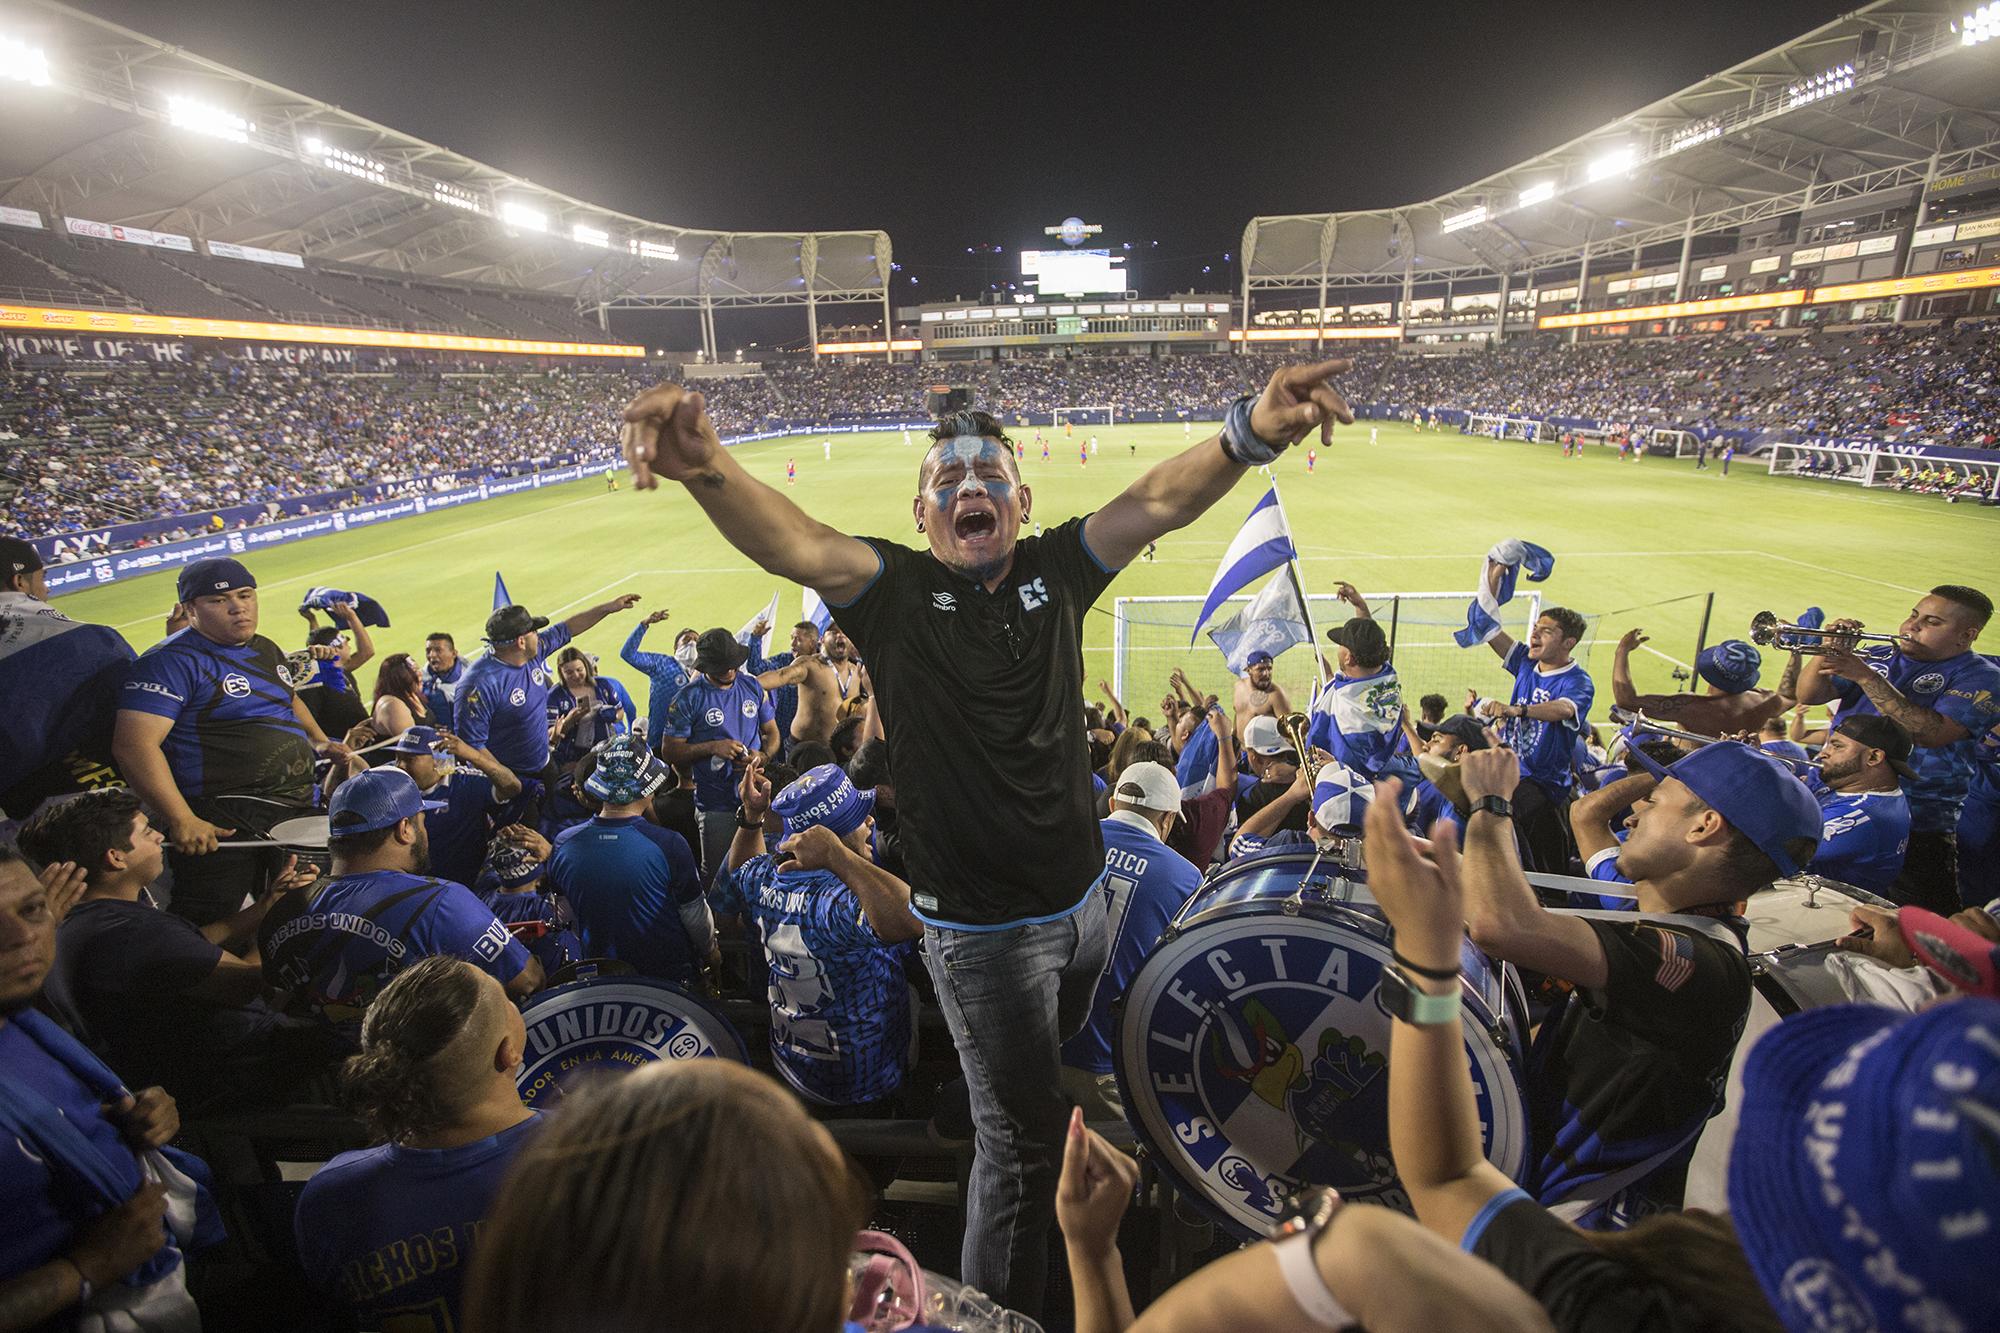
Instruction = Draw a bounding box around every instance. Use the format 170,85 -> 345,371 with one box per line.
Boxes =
1277,712 -> 1322,785
1749,610 -> 1902,656
1609,706 -> 1819,775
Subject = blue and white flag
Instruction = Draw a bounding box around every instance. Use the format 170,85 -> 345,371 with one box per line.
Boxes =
300,586 -> 390,628
802,586 -> 834,635
1190,487 -> 1297,645
1207,571 -> 1311,676
737,590 -> 781,658
1310,759 -> 1373,832
492,571 -> 513,612
1455,538 -> 1555,648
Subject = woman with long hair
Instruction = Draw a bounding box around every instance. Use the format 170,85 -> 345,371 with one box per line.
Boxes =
371,651 -> 432,738
547,646 -> 636,771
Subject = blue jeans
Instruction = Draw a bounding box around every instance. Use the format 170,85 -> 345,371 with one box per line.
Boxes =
921,891 -> 1109,1320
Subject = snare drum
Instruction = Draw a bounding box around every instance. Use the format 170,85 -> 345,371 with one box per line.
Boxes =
1113,846 -> 1529,1239
515,975 -> 749,1109
267,815 -> 332,877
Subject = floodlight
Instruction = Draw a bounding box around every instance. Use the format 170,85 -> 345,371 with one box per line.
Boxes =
307,139 -> 387,185
500,201 -> 548,232
1440,205 -> 1488,234
571,223 -> 609,247
1966,3 -> 1999,44
627,238 -> 678,260
0,35 -> 51,86
1587,146 -> 1636,182
167,95 -> 251,144
1668,118 -> 1722,154
1517,182 -> 1557,207
432,182 -> 485,213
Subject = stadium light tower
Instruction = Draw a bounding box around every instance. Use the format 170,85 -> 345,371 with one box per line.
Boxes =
499,201 -> 548,233
0,34 -> 51,85
1586,145 -> 1636,182
167,94 -> 251,144
1963,3 -> 1998,45
1517,182 -> 1557,208
571,223 -> 610,247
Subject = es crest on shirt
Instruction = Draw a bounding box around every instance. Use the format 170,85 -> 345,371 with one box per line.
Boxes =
221,672 -> 251,698
931,591 -> 957,612
1019,577 -> 1050,611
704,706 -> 727,728
1911,671 -> 1946,695
509,687 -> 527,707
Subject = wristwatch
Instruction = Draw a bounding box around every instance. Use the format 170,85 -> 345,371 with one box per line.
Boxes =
734,806 -> 763,829
1269,1184 -> 1343,1241
1381,964 -> 1462,1026
1468,794 -> 1513,820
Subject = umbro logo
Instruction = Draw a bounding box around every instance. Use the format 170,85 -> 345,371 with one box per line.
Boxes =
931,592 -> 957,612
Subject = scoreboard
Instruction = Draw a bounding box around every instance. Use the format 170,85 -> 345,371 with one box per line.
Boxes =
1020,248 -> 1127,296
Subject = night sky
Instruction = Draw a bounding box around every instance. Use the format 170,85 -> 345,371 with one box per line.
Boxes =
73,0 -> 1853,347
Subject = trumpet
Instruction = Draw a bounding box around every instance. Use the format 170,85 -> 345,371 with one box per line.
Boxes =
1608,707 -> 1819,774
1278,712 -> 1322,786
1749,611 -> 1902,656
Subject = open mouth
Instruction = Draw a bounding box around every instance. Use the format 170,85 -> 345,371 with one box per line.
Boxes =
954,510 -> 998,540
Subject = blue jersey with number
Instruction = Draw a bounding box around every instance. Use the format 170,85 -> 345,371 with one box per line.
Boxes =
1061,814 -> 1202,1075
119,629 -> 315,803
453,623 -> 574,774
1810,786 -> 1911,893
713,856 -> 913,1106
663,673 -> 774,809
1828,647 -> 2000,832
1501,643 -> 1594,795
258,870 -> 531,1030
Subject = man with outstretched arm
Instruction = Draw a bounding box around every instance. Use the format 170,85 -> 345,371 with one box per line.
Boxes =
619,357 -> 1356,1318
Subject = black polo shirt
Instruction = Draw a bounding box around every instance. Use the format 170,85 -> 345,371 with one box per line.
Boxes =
830,517 -> 1120,927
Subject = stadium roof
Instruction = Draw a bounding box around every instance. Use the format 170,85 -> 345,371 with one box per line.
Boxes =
1243,0 -> 2000,292
0,0 -> 893,310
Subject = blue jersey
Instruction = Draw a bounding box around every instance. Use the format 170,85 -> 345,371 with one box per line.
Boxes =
547,815 -> 706,985
1306,667 -> 1406,780
1501,643 -> 1594,795
419,767 -> 516,891
120,629 -> 315,803
619,622 -> 690,740
1828,647 -> 2000,832
713,856 -> 914,1106
295,1114 -> 542,1332
1062,814 -> 1201,1075
663,672 -> 774,809
1403,778 -> 1464,839
547,677 -> 636,768
258,869 -> 531,1029
1811,786 -> 1911,893
479,887 -> 581,977
420,658 -> 465,731
454,623 -> 574,775
1584,842 -> 1635,886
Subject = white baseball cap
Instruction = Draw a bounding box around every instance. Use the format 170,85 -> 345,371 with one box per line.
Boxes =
1243,715 -> 1292,756
1112,761 -> 1182,818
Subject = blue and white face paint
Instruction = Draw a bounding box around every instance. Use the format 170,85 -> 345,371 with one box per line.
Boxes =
918,422 -> 1029,584
927,435 -> 1015,512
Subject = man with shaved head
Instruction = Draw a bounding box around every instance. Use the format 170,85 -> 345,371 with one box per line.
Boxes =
620,358 -> 1357,1317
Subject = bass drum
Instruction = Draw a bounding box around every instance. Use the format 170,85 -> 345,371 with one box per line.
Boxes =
1113,846 -> 1529,1240
515,973 -> 749,1109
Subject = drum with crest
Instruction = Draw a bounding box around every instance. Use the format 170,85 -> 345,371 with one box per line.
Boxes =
1113,845 -> 1529,1239
515,971 -> 748,1109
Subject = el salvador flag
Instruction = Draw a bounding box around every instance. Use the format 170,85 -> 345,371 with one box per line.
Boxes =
1190,488 -> 1296,645
1455,538 -> 1555,648
802,586 -> 834,635
300,586 -> 391,628
1207,571 -> 1311,676
1310,759 -> 1372,832
737,590 -> 781,658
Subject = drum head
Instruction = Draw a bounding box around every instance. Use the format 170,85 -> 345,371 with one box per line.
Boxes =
1113,911 -> 1527,1239
268,816 -> 330,850
515,976 -> 748,1108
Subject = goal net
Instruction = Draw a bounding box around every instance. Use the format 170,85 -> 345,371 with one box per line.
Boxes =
1053,405 -> 1116,429
1649,429 -> 1699,459
1110,590 -> 1542,723
1464,412 -> 1554,443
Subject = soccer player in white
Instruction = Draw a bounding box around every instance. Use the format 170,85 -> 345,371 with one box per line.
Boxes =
1370,425 -> 1379,445
822,439 -> 832,461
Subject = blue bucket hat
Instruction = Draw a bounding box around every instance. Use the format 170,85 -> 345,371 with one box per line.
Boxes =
1727,998 -> 2000,1332
1695,639 -> 1762,693
583,735 -> 672,806
1627,740 -> 1821,876
772,763 -> 875,838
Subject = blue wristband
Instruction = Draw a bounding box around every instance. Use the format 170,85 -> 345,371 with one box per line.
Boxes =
1222,393 -> 1288,466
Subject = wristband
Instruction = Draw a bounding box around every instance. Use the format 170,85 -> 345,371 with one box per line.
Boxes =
1391,946 -> 1461,982
734,807 -> 763,829
1272,1230 -> 1355,1329
1222,394 -> 1289,466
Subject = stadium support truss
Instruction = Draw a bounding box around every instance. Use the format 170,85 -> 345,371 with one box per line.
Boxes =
0,2 -> 896,360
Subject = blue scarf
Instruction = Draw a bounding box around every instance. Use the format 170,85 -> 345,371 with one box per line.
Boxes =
0,1010 -> 224,1285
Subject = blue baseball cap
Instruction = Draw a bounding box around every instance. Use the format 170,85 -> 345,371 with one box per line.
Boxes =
772,763 -> 875,838
1627,740 -> 1821,876
1244,649 -> 1275,668
388,725 -> 440,756
1728,998 -> 2000,1333
583,734 -> 671,805
1695,639 -> 1762,693
176,557 -> 256,603
328,767 -> 447,836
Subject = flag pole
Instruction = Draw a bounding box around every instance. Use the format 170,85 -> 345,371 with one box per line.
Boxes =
1261,467 -> 1331,688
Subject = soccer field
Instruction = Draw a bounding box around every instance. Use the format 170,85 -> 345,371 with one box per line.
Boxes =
54,421 -> 1997,720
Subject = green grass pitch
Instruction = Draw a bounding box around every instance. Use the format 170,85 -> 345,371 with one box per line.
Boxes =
52,421 -> 1996,722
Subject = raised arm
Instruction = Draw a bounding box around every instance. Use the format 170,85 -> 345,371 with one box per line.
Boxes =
1097,681 -> 1128,728
1082,360 -> 1355,569
560,592 -> 641,640
1456,747 -> 1608,986
1610,628 -> 1645,711
622,386 -> 880,603
784,825 -> 923,944
1819,642 -> 1970,747
756,659 -> 812,691
1333,580 -> 1372,619
331,602 -> 374,672
438,731 -> 523,802
621,611 -> 676,673
1569,771 -> 1655,864
1207,705 -> 1238,790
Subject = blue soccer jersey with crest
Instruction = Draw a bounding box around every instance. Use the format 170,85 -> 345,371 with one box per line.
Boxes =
120,629 -> 315,802
1810,786 -> 1910,893
453,623 -> 574,774
1828,647 -> 2000,833
1061,814 -> 1201,1076
1500,643 -> 1594,795
257,869 -> 531,1031
713,856 -> 912,1107
663,673 -> 774,810
547,815 -> 706,985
